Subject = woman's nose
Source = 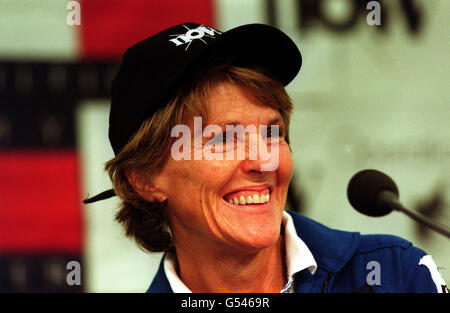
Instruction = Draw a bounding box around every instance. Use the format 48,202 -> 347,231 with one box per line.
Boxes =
239,133 -> 279,173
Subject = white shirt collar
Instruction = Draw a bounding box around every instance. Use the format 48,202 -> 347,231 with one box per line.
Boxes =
164,210 -> 317,293
281,210 -> 317,292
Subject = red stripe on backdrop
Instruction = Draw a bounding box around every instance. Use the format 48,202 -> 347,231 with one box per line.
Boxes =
0,150 -> 82,254
80,0 -> 215,60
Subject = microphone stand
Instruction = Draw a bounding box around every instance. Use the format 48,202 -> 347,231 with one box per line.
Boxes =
378,191 -> 450,239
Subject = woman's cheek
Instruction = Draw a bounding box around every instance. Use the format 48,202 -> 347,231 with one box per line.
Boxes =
278,143 -> 293,182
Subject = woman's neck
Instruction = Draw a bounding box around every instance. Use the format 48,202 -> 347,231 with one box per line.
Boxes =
173,235 -> 287,293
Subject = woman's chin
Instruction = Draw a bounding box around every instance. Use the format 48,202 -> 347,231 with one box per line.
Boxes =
226,227 -> 281,252
219,212 -> 282,251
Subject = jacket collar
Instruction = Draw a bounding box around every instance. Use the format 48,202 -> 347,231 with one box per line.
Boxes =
147,210 -> 360,293
147,255 -> 173,293
286,210 -> 360,273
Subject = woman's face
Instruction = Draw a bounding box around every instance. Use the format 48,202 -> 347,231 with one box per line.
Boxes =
153,81 -> 293,253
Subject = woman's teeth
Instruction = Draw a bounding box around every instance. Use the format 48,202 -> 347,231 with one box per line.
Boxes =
227,193 -> 270,205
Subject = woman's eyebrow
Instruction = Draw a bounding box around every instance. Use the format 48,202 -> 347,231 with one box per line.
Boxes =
210,117 -> 284,128
267,117 -> 284,126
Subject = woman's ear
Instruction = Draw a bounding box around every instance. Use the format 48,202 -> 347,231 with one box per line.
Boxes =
126,169 -> 167,203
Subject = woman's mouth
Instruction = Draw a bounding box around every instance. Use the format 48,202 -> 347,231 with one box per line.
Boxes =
222,188 -> 271,205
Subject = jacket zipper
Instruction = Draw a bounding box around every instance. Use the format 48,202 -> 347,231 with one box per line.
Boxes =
322,273 -> 332,293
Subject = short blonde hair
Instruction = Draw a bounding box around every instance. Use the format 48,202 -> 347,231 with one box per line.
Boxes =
105,64 -> 293,253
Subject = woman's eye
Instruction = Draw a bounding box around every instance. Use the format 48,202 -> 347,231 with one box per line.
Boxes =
207,128 -> 284,146
223,132 -> 239,143
265,126 -> 282,139
222,133 -> 231,143
207,132 -> 232,145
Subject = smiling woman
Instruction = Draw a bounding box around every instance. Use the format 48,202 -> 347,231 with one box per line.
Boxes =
104,63 -> 295,292
83,22 -> 447,293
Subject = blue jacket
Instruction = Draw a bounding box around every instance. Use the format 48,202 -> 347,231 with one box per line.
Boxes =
147,210 -> 441,293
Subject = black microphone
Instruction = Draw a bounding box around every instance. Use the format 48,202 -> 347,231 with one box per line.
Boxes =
347,169 -> 450,238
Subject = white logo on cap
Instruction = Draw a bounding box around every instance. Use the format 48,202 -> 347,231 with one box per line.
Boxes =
169,25 -> 222,51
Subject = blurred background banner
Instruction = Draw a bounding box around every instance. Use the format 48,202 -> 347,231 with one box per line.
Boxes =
0,0 -> 448,292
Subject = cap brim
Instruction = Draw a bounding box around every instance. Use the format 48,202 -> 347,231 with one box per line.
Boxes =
153,24 -> 302,117
209,23 -> 302,86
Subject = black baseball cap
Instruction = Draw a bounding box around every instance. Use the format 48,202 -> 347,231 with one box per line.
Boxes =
84,22 -> 302,204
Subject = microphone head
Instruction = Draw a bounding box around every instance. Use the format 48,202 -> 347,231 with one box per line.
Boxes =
347,169 -> 399,217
